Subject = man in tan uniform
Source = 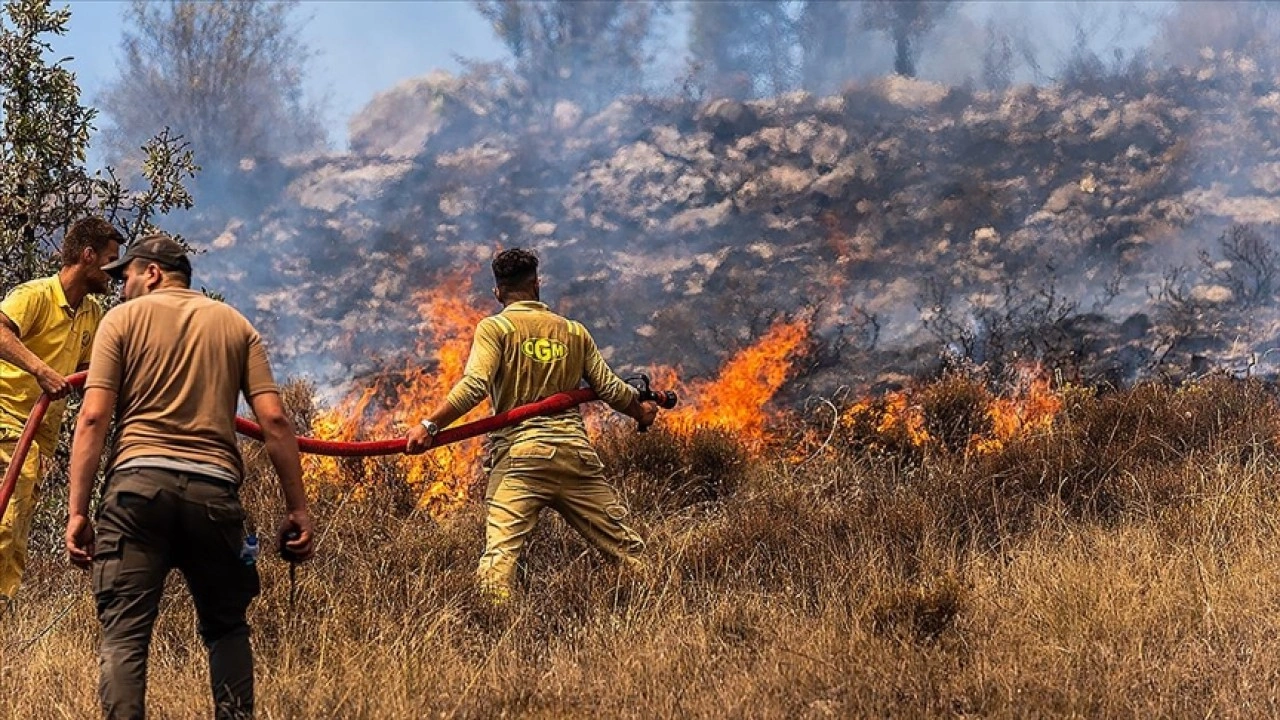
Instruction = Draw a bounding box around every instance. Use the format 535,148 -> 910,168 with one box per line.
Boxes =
406,248 -> 658,601
65,233 -> 315,719
0,217 -> 122,601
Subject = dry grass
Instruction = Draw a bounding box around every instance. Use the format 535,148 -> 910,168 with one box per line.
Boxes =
6,376 -> 1280,717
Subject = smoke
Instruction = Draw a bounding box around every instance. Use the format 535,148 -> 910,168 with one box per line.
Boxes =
82,0 -> 1280,402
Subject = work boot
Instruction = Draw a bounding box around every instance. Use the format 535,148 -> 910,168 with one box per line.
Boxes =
479,581 -> 512,607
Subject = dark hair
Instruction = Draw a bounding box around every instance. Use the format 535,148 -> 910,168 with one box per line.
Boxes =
492,248 -> 539,291
61,217 -> 124,267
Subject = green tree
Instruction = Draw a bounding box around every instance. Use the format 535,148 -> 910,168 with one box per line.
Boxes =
98,0 -> 323,189
0,0 -> 196,292
474,0 -> 666,113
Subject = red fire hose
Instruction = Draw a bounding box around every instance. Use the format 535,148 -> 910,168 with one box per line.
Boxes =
0,371 -> 601,520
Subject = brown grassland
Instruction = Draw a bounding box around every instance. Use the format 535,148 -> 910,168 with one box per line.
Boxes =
4,374 -> 1280,718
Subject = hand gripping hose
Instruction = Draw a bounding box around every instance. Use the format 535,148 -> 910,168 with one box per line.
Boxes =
0,371 -> 601,520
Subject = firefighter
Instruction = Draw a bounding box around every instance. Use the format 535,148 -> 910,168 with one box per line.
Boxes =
0,217 -> 123,604
406,248 -> 659,601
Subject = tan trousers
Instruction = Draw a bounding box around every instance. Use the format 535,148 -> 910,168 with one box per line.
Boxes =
0,439 -> 43,599
477,437 -> 644,595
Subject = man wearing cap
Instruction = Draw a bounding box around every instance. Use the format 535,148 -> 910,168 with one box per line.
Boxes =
64,232 -> 316,719
0,217 -> 123,604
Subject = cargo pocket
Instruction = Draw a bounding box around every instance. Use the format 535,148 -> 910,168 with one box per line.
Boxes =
92,533 -> 123,596
206,499 -> 249,561
205,498 -> 260,600
576,449 -> 605,474
509,441 -> 556,473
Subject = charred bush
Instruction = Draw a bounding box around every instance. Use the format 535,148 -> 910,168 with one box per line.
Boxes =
1197,223 -> 1280,309
919,271 -> 1083,380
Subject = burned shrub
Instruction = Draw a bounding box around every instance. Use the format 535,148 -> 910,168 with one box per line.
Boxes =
1198,222 -> 1280,309
918,271 -> 1084,380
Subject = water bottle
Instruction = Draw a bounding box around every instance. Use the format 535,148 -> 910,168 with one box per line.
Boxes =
240,532 -> 260,566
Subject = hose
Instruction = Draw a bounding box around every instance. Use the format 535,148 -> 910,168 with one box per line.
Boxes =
0,371 -> 601,519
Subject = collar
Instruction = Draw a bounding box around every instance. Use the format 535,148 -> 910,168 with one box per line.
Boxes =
503,300 -> 548,313
49,275 -> 73,313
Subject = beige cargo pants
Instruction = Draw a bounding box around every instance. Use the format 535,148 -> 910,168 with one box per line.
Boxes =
0,439 -> 43,599
477,436 -> 644,597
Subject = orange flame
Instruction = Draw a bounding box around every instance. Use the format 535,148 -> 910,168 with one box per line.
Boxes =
970,368 -> 1062,455
305,271 -> 489,515
308,297 -> 813,512
643,318 -> 811,449
839,364 -> 1064,456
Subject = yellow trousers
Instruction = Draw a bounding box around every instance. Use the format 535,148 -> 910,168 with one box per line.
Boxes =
478,437 -> 644,595
0,439 -> 43,598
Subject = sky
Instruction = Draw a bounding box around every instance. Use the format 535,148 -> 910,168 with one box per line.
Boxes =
53,1 -> 509,156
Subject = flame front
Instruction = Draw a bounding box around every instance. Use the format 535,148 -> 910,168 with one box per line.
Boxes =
972,370 -> 1062,454
839,364 -> 1065,456
647,318 -> 811,449
307,306 -> 813,513
305,271 -> 489,516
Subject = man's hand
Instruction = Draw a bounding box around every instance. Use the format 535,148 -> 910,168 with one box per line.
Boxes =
633,400 -> 659,430
36,366 -> 71,399
66,514 -> 95,568
277,510 -> 316,563
405,423 -> 434,455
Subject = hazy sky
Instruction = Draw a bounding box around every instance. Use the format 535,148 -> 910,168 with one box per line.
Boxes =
54,1 -> 508,155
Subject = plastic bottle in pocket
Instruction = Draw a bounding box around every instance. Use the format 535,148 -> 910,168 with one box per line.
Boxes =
240,532 -> 260,566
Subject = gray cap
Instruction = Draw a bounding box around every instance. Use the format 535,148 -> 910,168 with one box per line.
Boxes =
102,233 -> 191,280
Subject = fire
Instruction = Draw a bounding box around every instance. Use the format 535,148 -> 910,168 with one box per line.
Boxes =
646,318 -> 811,449
306,300 -> 813,512
971,368 -> 1062,455
874,391 -> 931,447
839,364 -> 1064,456
304,271 -> 490,515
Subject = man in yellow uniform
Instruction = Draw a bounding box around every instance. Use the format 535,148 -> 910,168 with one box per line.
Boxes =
406,248 -> 659,601
0,217 -> 123,601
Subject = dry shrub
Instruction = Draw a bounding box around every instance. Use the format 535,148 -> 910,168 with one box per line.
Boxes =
836,396 -> 925,466
918,371 -> 994,454
277,377 -> 318,436
599,426 -> 748,513
958,375 -> 1280,539
870,572 -> 968,644
13,374 -> 1280,717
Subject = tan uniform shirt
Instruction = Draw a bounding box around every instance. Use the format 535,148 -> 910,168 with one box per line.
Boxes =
85,288 -> 278,481
446,301 -> 638,446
